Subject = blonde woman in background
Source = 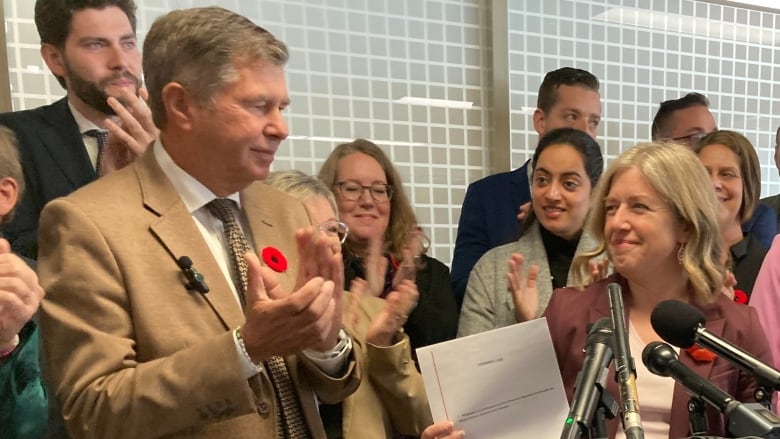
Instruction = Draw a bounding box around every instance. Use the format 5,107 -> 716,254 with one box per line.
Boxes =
265,170 -> 431,439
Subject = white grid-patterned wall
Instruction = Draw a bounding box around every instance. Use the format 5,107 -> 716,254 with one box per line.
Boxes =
4,0 -> 780,265
507,0 -> 780,198
2,0 -> 492,266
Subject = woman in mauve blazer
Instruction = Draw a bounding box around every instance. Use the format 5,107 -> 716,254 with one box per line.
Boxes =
544,276 -> 770,438
516,143 -> 772,438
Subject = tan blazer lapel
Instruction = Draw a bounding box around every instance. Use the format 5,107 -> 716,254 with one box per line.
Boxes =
668,309 -> 723,438
241,183 -> 308,294
242,186 -> 335,435
136,151 -> 245,330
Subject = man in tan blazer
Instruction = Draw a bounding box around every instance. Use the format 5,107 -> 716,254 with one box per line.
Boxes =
38,7 -> 360,438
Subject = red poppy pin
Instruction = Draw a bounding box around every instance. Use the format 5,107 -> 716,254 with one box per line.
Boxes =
262,246 -> 287,273
733,289 -> 748,305
685,345 -> 717,363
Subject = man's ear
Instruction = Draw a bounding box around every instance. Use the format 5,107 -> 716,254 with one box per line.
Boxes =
0,177 -> 19,219
532,108 -> 546,135
162,83 -> 196,131
40,43 -> 67,79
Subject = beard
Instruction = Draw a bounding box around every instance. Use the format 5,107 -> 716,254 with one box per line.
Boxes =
64,63 -> 141,116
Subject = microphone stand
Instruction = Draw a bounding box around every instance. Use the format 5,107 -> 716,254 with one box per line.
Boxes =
725,402 -> 780,438
561,318 -> 619,439
753,385 -> 773,410
687,396 -> 708,436
562,389 -> 617,439
591,391 -> 618,439
644,341 -> 780,438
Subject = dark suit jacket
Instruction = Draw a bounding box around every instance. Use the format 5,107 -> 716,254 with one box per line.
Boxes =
0,98 -> 96,260
761,194 -> 780,233
38,149 -> 360,438
543,275 -> 772,439
731,233 -> 767,300
741,203 -> 777,250
451,161 -> 531,306
404,255 -> 459,357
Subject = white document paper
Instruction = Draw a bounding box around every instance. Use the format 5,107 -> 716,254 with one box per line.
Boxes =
417,318 -> 569,438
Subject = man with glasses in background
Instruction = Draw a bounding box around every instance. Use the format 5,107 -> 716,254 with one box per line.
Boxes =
651,92 -> 776,249
651,92 -> 717,146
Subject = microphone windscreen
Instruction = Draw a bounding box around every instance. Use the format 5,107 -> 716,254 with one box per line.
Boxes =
177,256 -> 193,269
650,300 -> 705,348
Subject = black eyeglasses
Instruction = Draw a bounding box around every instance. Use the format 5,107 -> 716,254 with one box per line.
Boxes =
334,181 -> 394,203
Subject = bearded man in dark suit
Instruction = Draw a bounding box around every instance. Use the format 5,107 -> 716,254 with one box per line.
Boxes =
0,0 -> 157,260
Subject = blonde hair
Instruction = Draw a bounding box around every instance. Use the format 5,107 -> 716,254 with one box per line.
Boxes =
571,142 -> 724,304
693,130 -> 761,224
264,169 -> 338,214
143,7 -> 288,129
318,139 -> 420,260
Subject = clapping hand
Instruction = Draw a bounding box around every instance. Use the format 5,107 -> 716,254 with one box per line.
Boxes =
344,277 -> 419,347
239,250 -> 338,361
100,86 -> 158,175
0,239 -> 44,351
516,201 -> 531,222
588,258 -> 610,283
366,279 -> 418,346
241,225 -> 346,360
506,253 -> 539,323
391,226 -> 426,288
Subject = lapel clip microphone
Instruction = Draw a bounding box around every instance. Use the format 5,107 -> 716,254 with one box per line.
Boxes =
178,256 -> 209,294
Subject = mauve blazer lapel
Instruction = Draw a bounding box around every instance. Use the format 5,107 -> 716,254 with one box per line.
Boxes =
668,305 -> 724,438
587,281 -> 611,325
136,150 -> 244,330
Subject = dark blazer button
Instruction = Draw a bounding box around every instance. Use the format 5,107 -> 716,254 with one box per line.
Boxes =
257,401 -> 269,414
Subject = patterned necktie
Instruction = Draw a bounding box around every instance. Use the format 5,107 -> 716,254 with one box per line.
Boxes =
206,198 -> 310,439
84,129 -> 108,175
206,198 -> 249,307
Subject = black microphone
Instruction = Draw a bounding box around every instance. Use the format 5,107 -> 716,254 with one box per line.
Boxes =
561,317 -> 615,439
642,341 -> 780,438
651,300 -> 780,396
607,283 -> 644,439
178,256 -> 209,294
643,341 -> 736,411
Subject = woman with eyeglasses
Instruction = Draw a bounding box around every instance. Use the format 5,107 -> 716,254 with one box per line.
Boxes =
692,130 -> 768,300
319,139 -> 459,358
264,169 -> 432,439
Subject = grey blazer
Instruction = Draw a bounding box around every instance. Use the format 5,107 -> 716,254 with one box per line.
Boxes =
457,221 -> 599,337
